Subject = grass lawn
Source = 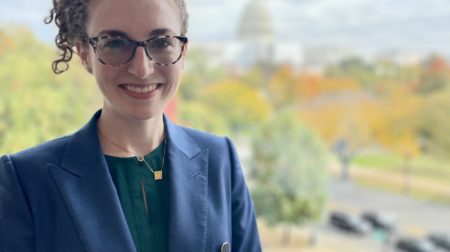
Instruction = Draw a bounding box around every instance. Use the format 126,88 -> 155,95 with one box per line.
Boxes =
327,152 -> 450,205
353,153 -> 450,184
354,175 -> 450,205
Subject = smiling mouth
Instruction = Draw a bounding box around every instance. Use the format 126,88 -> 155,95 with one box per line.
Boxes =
120,84 -> 161,94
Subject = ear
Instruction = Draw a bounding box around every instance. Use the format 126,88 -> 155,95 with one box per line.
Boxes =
75,40 -> 93,74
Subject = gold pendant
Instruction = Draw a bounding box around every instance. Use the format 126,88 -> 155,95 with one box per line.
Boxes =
154,171 -> 163,180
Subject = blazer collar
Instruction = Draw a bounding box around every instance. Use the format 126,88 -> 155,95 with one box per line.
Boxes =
51,110 -> 136,252
163,115 -> 203,159
53,110 -> 209,252
60,110 -> 103,177
60,111 -> 204,175
164,116 -> 209,252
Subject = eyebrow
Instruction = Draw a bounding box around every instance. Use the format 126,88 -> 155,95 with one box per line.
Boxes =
98,30 -> 127,37
149,28 -> 173,36
97,28 -> 174,38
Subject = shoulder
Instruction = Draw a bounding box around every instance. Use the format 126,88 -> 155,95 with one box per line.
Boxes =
170,124 -> 243,172
175,125 -> 236,153
5,134 -> 73,170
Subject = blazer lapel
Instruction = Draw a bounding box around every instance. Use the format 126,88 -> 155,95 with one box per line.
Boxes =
165,117 -> 209,252
49,111 -> 136,252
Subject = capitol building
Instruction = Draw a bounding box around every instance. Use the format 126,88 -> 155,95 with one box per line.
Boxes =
190,0 -> 304,71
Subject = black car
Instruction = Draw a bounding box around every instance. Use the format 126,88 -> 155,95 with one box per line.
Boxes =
329,211 -> 370,235
395,237 -> 437,252
361,211 -> 396,232
428,232 -> 450,251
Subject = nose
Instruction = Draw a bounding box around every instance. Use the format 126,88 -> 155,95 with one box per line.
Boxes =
127,46 -> 155,79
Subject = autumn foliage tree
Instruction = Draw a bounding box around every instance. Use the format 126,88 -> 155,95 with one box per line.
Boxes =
197,79 -> 271,135
415,55 -> 450,94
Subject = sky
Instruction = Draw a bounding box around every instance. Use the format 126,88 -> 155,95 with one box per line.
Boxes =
1,0 -> 450,59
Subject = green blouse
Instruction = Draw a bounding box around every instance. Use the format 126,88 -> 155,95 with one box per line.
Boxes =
105,142 -> 169,252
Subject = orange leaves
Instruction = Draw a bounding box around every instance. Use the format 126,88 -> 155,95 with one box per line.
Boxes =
425,55 -> 449,73
299,92 -> 379,147
183,51 -> 450,159
298,82 -> 422,157
375,87 -> 421,157
268,66 -> 361,106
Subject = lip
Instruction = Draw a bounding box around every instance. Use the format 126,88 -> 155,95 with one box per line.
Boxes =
119,83 -> 162,100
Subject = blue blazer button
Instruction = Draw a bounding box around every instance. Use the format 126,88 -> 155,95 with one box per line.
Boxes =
221,242 -> 230,252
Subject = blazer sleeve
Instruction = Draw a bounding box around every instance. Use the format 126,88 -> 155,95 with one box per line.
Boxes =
0,155 -> 35,251
225,138 -> 262,252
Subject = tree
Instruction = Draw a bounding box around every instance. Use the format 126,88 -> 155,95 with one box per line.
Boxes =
199,79 -> 271,135
374,87 -> 421,194
177,100 -> 231,135
324,57 -> 377,89
417,89 -> 450,158
268,65 -> 301,108
0,26 -> 99,153
249,112 -> 328,244
179,48 -> 226,100
416,55 -> 450,95
297,79 -> 376,180
375,87 -> 421,158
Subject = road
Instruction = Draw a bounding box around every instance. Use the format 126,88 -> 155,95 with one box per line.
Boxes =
300,178 -> 450,252
328,178 -> 450,235
261,176 -> 450,251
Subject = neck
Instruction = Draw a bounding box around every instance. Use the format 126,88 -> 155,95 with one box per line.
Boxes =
97,109 -> 165,157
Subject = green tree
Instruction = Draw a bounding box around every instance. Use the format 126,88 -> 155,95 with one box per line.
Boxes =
325,57 -> 377,89
0,26 -> 99,153
178,100 -> 231,135
418,88 -> 450,158
179,48 -> 226,100
249,112 -> 328,244
199,79 -> 271,135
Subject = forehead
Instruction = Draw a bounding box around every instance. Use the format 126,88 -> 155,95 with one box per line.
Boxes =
86,0 -> 181,38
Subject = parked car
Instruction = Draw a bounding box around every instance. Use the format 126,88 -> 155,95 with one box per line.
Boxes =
361,210 -> 397,232
329,211 -> 371,235
428,232 -> 450,251
395,237 -> 437,252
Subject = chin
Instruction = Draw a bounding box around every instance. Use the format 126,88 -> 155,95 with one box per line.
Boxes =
128,108 -> 164,121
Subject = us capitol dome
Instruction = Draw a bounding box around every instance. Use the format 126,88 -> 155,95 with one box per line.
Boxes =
191,0 -> 303,70
238,0 -> 274,43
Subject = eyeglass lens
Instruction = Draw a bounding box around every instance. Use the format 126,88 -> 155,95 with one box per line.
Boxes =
95,36 -> 184,66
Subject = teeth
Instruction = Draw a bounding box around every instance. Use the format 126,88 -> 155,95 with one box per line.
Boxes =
123,84 -> 158,93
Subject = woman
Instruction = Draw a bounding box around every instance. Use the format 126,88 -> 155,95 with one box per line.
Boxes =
0,0 -> 261,251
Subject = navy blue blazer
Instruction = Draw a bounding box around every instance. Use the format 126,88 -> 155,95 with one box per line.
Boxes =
0,111 -> 261,252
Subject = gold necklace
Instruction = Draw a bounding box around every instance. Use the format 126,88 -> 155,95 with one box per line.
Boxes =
136,140 -> 166,180
98,129 -> 167,181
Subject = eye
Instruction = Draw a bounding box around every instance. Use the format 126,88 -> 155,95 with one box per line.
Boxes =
148,37 -> 172,49
102,37 -> 128,49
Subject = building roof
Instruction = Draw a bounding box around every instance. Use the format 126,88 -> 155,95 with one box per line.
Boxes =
237,0 -> 274,42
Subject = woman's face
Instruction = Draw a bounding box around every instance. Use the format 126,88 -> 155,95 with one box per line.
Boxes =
78,0 -> 187,121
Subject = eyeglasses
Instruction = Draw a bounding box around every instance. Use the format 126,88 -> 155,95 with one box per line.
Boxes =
88,35 -> 188,67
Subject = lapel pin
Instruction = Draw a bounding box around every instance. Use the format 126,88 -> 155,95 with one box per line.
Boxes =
221,242 -> 230,252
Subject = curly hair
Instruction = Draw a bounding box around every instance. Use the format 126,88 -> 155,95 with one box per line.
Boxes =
45,0 -> 189,74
